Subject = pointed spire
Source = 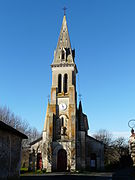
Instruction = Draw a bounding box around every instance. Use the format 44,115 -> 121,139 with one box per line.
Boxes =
79,101 -> 83,113
52,15 -> 74,64
56,15 -> 71,52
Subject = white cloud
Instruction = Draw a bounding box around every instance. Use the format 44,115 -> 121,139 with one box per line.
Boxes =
111,131 -> 131,139
89,130 -> 131,141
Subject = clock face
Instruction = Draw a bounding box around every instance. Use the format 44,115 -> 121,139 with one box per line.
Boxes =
59,103 -> 67,111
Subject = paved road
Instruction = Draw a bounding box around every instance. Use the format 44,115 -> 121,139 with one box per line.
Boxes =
20,173 -> 112,180
20,167 -> 135,180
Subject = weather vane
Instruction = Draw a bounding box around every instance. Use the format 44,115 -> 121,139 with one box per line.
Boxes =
63,7 -> 67,15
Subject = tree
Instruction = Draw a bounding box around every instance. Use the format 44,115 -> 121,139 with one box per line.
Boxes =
0,105 -> 41,147
113,137 -> 128,157
93,129 -> 130,169
93,129 -> 113,146
112,137 -> 132,167
93,129 -> 114,166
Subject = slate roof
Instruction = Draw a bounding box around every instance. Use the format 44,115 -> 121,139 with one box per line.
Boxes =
52,15 -> 75,65
86,135 -> 104,145
0,120 -> 28,139
30,136 -> 42,146
56,15 -> 71,54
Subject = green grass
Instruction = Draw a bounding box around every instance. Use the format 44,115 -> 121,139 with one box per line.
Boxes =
20,168 -> 47,175
20,167 -> 28,174
21,168 -> 28,171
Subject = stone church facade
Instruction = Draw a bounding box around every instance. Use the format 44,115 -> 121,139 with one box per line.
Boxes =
29,15 -> 104,172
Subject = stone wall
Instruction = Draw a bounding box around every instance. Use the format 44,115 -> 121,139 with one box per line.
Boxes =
21,148 -> 29,168
85,136 -> 104,170
29,139 -> 42,171
76,132 -> 104,171
0,130 -> 22,179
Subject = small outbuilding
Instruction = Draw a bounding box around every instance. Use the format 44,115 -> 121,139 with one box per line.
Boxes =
0,120 -> 27,179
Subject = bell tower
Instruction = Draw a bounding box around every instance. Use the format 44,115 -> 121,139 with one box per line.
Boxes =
42,15 -> 78,172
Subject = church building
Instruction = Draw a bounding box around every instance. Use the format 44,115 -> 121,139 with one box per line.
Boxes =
29,14 -> 104,172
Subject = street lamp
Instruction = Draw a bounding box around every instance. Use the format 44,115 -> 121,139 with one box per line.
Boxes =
128,119 -> 135,129
128,119 -> 135,166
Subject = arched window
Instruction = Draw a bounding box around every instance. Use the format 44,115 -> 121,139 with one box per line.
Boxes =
58,74 -> 62,93
63,74 -> 68,93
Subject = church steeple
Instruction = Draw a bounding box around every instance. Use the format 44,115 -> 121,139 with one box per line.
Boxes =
52,15 -> 75,65
56,15 -> 71,51
29,13 -> 104,173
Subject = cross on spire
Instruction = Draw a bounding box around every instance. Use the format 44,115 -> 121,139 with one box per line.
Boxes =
63,7 -> 67,15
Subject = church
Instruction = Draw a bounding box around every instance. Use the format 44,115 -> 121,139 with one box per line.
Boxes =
29,14 -> 104,172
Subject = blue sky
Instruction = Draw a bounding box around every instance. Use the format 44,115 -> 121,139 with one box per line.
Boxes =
0,0 -> 135,138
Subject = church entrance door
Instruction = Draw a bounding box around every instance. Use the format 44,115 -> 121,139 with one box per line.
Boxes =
57,149 -> 67,171
37,153 -> 42,170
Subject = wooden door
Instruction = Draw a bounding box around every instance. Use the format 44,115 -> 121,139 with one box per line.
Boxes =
57,149 -> 67,171
37,153 -> 42,170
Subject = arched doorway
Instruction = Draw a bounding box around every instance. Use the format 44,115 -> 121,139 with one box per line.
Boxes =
37,153 -> 42,170
57,149 -> 67,171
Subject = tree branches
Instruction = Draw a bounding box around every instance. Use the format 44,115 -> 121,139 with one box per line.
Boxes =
0,105 -> 41,147
93,129 -> 130,168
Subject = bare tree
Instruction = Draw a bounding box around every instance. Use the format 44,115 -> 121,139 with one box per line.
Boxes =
93,129 -> 130,168
0,105 -> 41,147
93,129 -> 114,166
112,137 -> 129,164
93,129 -> 113,146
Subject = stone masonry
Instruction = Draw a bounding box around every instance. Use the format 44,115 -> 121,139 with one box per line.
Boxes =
0,121 -> 27,179
29,14 -> 104,172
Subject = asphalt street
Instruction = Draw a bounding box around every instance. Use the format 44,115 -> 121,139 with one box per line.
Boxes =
20,173 -> 112,180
